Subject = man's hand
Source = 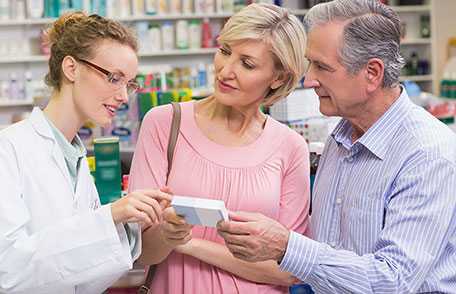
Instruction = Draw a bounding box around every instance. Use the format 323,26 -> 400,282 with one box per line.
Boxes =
217,211 -> 290,263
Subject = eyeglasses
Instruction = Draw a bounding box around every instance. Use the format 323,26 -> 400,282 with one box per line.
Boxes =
77,58 -> 139,95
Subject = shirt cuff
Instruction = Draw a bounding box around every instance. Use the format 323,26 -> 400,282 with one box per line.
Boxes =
101,204 -> 134,266
279,231 -> 322,281
124,223 -> 142,260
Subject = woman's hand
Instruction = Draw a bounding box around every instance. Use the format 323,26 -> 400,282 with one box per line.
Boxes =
159,207 -> 193,248
111,189 -> 172,229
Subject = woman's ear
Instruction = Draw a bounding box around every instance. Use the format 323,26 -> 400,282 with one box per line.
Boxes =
61,56 -> 78,83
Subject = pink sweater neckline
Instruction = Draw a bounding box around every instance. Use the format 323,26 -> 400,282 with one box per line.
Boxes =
179,101 -> 287,168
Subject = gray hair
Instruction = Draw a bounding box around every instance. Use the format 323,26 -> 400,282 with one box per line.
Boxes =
304,0 -> 405,88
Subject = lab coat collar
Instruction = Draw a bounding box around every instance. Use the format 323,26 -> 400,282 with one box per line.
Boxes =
29,107 -> 75,197
29,107 -> 55,141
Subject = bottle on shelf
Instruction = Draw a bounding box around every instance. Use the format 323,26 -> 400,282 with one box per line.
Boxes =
198,63 -> 207,88
24,71 -> 34,101
176,20 -> 189,49
216,0 -> 223,13
233,0 -> 244,12
195,0 -> 206,13
190,66 -> 199,88
157,0 -> 168,14
0,0 -> 9,21
206,63 -> 215,88
182,0 -> 193,14
441,57 -> 456,99
161,21 -> 175,50
188,20 -> 202,49
222,0 -> 233,13
206,0 -> 215,13
132,0 -> 146,16
0,80 -> 8,100
169,0 -> 182,14
148,23 -> 162,52
8,73 -> 21,100
145,0 -> 158,15
136,21 -> 151,53
201,18 -> 213,48
404,51 -> 419,76
11,0 -> 26,20
420,15 -> 430,38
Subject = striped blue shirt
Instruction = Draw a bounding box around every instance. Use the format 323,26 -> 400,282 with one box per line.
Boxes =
280,89 -> 456,293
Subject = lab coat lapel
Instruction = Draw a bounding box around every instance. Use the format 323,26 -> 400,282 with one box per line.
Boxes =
50,143 -> 74,195
29,107 -> 74,197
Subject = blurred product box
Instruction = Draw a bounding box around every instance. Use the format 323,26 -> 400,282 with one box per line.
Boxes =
94,137 -> 121,205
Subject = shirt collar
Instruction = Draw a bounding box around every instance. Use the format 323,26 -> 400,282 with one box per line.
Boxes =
45,116 -> 86,162
331,87 -> 412,160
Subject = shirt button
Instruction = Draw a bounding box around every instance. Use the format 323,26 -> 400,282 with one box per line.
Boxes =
336,198 -> 342,204
346,157 -> 353,163
329,241 -> 336,248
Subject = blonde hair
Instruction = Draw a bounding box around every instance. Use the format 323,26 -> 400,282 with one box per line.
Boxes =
218,3 -> 307,106
44,12 -> 138,90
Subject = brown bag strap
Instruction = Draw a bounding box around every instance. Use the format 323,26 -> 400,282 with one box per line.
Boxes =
166,102 -> 181,185
138,102 -> 181,294
137,265 -> 156,294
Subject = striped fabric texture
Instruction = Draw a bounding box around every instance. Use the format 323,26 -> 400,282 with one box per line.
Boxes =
280,89 -> 456,293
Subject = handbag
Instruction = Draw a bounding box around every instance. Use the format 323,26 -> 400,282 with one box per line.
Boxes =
137,102 -> 182,294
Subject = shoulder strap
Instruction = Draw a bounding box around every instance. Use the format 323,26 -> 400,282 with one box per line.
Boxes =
137,102 -> 181,294
137,265 -> 156,294
166,102 -> 181,185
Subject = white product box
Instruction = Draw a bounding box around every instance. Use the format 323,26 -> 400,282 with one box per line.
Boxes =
269,88 -> 321,122
171,196 -> 229,227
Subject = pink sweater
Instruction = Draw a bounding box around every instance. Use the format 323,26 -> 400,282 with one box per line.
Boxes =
129,101 -> 310,294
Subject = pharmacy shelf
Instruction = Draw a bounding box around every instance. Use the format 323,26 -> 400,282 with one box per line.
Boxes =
0,55 -> 48,63
0,13 -> 232,26
140,48 -> 218,57
0,48 -> 218,64
119,12 -> 232,21
400,74 -> 433,82
0,9 -> 311,26
392,5 -> 431,13
0,99 -> 34,107
0,5 -> 430,27
0,18 -> 55,26
401,38 -> 432,45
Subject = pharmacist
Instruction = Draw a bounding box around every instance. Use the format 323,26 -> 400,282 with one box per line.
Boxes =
218,0 -> 456,293
0,12 -> 171,294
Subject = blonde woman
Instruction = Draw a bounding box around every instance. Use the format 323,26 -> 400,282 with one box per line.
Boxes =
130,3 -> 310,293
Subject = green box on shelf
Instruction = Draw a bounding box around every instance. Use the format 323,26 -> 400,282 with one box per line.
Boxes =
94,137 -> 121,205
157,91 -> 173,106
137,92 -> 153,121
438,116 -> 455,125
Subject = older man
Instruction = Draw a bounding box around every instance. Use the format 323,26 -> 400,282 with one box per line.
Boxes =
217,0 -> 456,293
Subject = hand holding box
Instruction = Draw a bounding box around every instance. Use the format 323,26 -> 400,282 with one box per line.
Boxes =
171,196 -> 229,227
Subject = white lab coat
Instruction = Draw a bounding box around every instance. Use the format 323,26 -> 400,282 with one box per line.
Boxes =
0,108 -> 140,294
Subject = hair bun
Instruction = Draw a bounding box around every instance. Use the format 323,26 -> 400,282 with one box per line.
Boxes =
45,11 -> 87,46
